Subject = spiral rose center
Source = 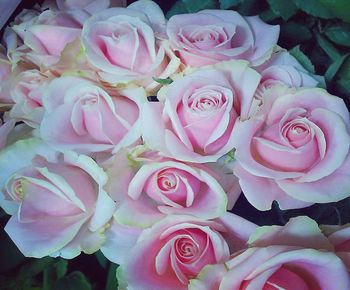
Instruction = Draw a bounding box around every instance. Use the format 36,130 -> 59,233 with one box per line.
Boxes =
282,120 -> 311,148
144,167 -> 201,208
175,237 -> 199,262
191,29 -> 218,43
158,172 -> 178,192
9,179 -> 26,202
179,24 -> 235,50
188,88 -> 226,115
81,94 -> 99,107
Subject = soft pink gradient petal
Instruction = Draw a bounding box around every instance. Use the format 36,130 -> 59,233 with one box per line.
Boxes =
217,211 -> 257,252
26,25 -> 81,56
244,16 -> 279,64
234,163 -> 312,210
233,119 -> 304,180
100,219 -> 142,264
278,153 -> 350,203
248,216 -> 334,250
5,213 -> 88,258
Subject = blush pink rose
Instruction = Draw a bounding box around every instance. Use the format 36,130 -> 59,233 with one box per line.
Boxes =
81,1 -> 180,92
253,49 -> 321,103
1,151 -> 116,258
0,50 -> 14,106
111,159 -> 229,227
56,0 -> 111,13
55,0 -> 127,12
9,69 -> 50,127
167,10 -> 279,67
103,145 -> 241,221
322,224 -> 350,271
233,87 -> 350,210
190,216 -> 350,290
142,60 -> 260,163
119,213 -> 256,290
0,120 -> 16,150
40,76 -> 145,154
11,9 -> 87,67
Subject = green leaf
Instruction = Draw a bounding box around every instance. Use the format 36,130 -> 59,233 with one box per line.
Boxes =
279,22 -> 312,48
319,0 -> 350,23
166,0 -> 188,19
325,54 -> 349,84
219,0 -> 241,9
337,77 -> 350,98
95,250 -> 109,269
53,272 -> 91,290
152,77 -> 173,85
182,0 -> 218,13
336,57 -> 350,98
53,259 -> 68,280
116,267 -> 128,290
43,267 -> 56,290
105,263 -> 118,290
325,23 -> 350,48
267,0 -> 297,20
19,258 -> 56,279
42,259 -> 68,290
259,8 -> 279,22
289,45 -> 315,74
236,0 -> 266,15
224,149 -> 236,164
316,34 -> 342,61
292,0 -> 333,19
338,57 -> 350,80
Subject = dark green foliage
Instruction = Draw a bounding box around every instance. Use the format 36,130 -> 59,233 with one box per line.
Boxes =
267,0 -> 297,20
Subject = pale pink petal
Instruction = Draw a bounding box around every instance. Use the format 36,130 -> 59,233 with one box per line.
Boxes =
297,108 -> 350,182
245,16 -> 279,64
234,163 -> 312,210
100,219 -> 142,264
278,153 -> 350,203
5,213 -> 88,258
248,216 -> 334,250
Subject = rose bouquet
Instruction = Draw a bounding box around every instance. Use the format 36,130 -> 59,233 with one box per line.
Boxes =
1,0 -> 350,289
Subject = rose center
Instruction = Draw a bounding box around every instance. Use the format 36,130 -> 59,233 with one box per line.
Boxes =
281,119 -> 312,148
187,88 -> 226,115
157,172 -> 178,192
11,179 -> 25,202
175,237 -> 199,262
81,94 -> 99,107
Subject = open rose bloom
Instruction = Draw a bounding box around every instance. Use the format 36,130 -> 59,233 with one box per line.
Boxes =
1,0 -> 350,289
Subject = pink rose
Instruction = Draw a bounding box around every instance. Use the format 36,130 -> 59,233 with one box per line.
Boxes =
103,145 -> 241,228
11,9 -> 87,67
142,61 -> 260,163
54,0 -> 127,12
81,1 -> 180,92
0,137 -> 58,215
40,76 -> 144,154
1,151 -> 116,258
112,159 -> 229,227
254,49 -> 321,101
190,216 -> 350,290
167,10 -> 279,67
233,87 -> 350,210
0,119 -> 16,150
322,224 -> 350,271
0,49 -> 14,105
118,213 -> 256,290
56,0 -> 111,13
9,69 -> 50,127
